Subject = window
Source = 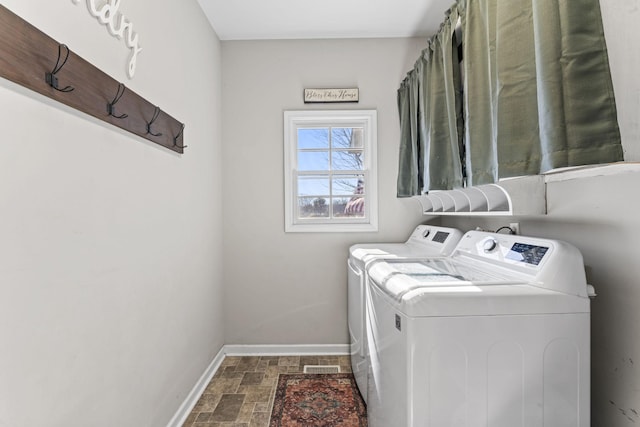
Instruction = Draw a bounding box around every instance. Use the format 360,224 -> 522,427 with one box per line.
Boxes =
284,110 -> 378,232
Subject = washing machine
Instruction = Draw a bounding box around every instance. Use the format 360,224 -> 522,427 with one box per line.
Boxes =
348,225 -> 462,402
366,230 -> 593,427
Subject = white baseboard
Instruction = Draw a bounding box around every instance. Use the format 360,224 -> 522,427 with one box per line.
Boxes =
223,343 -> 349,356
165,347 -> 226,427
165,343 -> 349,427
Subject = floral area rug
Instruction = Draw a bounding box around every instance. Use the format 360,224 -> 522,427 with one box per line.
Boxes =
269,373 -> 367,426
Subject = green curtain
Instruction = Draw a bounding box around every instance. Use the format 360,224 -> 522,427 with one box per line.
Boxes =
397,6 -> 464,196
421,7 -> 465,190
460,0 -> 623,185
396,69 -> 422,196
397,0 -> 624,194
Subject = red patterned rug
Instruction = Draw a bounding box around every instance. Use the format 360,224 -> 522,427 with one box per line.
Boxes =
269,373 -> 367,426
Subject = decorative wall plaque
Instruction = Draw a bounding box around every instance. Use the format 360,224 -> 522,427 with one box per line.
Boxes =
304,88 -> 359,103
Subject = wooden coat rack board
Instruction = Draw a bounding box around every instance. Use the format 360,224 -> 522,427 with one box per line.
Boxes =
0,5 -> 185,154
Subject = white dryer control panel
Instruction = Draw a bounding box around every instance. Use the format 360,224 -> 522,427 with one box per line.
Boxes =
404,224 -> 462,255
453,230 -> 588,297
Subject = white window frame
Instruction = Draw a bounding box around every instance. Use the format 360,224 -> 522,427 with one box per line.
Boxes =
284,110 -> 378,233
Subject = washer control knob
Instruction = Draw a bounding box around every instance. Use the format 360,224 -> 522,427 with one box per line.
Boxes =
483,238 -> 498,253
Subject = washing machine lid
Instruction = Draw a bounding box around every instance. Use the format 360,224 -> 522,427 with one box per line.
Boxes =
367,259 -> 590,316
350,243 -> 423,267
349,225 -> 462,268
367,258 -> 512,286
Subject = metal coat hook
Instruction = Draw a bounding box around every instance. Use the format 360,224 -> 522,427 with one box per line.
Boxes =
146,106 -> 163,137
173,123 -> 186,149
107,83 -> 128,119
45,44 -> 74,92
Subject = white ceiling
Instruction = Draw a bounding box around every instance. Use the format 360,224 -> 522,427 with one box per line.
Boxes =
196,0 -> 455,40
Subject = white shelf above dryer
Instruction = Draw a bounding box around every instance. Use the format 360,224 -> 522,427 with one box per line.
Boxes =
413,162 -> 640,216
413,175 -> 546,216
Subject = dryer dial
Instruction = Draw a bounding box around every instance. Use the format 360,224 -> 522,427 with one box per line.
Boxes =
483,238 -> 498,253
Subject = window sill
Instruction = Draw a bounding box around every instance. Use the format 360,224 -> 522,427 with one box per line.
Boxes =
285,221 -> 378,233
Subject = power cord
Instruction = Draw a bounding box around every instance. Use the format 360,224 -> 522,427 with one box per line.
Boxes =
495,225 -> 516,234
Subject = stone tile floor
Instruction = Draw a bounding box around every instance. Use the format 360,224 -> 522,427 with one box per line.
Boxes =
181,355 -> 352,427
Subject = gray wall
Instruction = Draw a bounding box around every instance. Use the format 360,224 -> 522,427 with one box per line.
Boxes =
221,38 -> 424,345
0,1 -> 224,426
440,1 -> 640,426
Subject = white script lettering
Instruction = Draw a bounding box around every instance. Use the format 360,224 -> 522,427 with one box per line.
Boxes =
72,0 -> 142,79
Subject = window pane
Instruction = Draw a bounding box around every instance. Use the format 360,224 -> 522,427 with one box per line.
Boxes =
297,176 -> 329,196
298,197 -> 329,218
331,150 -> 364,171
332,175 -> 364,196
298,151 -> 329,171
334,197 -> 365,218
298,128 -> 329,149
331,127 -> 363,149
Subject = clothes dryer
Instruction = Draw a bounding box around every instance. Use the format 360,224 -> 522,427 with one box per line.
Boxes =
347,225 -> 462,402
366,230 -> 592,427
